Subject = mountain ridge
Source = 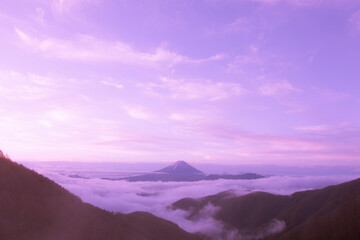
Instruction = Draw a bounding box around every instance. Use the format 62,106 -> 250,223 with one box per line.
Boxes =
0,156 -> 201,240
171,177 -> 360,240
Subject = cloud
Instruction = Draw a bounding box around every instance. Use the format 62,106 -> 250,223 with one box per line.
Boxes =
0,69 -> 91,104
259,80 -> 301,96
14,28 -> 222,66
100,80 -> 124,89
174,120 -> 360,164
223,18 -> 249,33
35,167 -> 360,211
138,76 -> 246,101
294,125 -> 337,132
312,87 -> 350,100
0,70 -> 55,101
167,205 -> 285,240
253,0 -> 319,5
48,109 -> 72,122
226,45 -> 293,76
166,203 -> 227,238
51,0 -> 97,14
218,218 -> 286,240
121,106 -> 154,120
26,165 -> 359,239
350,11 -> 360,31
227,54 -> 264,74
33,7 -> 46,25
294,123 -> 352,133
169,112 -> 206,122
249,0 -> 351,6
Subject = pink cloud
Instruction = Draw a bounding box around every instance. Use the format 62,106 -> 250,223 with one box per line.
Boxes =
251,0 -> 353,6
227,54 -> 264,74
51,0 -> 98,14
294,123 -> 352,133
259,80 -> 301,96
100,80 -> 124,89
311,87 -> 350,100
0,70 -> 55,101
350,11 -> 360,32
121,106 -> 154,120
171,121 -> 360,164
223,18 -> 249,33
14,28 -> 223,66
138,76 -> 246,101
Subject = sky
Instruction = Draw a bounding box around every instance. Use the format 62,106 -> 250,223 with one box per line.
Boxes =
0,0 -> 360,165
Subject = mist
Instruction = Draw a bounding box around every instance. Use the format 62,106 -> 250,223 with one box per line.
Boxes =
24,163 -> 359,239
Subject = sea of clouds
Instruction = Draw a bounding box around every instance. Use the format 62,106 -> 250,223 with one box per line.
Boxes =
23,162 -> 360,240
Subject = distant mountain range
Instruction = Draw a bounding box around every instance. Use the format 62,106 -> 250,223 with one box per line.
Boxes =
114,161 -> 265,182
171,178 -> 360,240
0,156 -> 200,240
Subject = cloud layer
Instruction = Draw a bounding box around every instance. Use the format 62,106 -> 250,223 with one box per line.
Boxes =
31,166 -> 359,239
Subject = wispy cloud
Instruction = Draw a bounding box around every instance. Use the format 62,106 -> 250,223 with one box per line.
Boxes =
294,125 -> 338,133
33,7 -> 46,25
227,54 -> 264,74
312,87 -> 350,100
0,70 -> 55,101
51,0 -> 97,14
48,109 -> 72,122
294,122 -> 353,134
121,105 -> 154,120
138,76 -> 246,101
253,0 -> 320,5
250,0 -> 351,6
350,11 -> 360,31
100,80 -> 124,89
223,18 -> 249,33
259,80 -> 301,96
169,112 -> 207,123
15,28 -> 222,66
170,120 -> 360,164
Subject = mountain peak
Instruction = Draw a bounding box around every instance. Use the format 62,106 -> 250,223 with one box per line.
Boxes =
155,161 -> 203,174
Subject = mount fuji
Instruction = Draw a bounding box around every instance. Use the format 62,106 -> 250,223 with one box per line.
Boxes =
118,161 -> 265,182
155,161 -> 203,174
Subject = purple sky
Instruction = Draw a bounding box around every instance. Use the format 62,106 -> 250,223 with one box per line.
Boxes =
0,0 -> 360,165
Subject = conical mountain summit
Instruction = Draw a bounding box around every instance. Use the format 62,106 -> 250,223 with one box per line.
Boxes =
155,161 -> 203,174
119,161 -> 264,182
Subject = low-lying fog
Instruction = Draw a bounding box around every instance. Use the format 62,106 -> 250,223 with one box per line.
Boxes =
22,161 -> 360,240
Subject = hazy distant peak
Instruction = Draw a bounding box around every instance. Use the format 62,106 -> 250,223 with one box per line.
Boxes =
122,161 -> 264,182
155,161 -> 203,174
170,161 -> 191,169
174,160 -> 187,165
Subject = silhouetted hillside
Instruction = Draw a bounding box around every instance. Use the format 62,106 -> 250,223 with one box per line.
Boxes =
171,178 -> 360,240
0,156 -> 201,240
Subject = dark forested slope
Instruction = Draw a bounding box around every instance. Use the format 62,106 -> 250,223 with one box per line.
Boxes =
0,156 -> 201,240
172,178 -> 360,240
